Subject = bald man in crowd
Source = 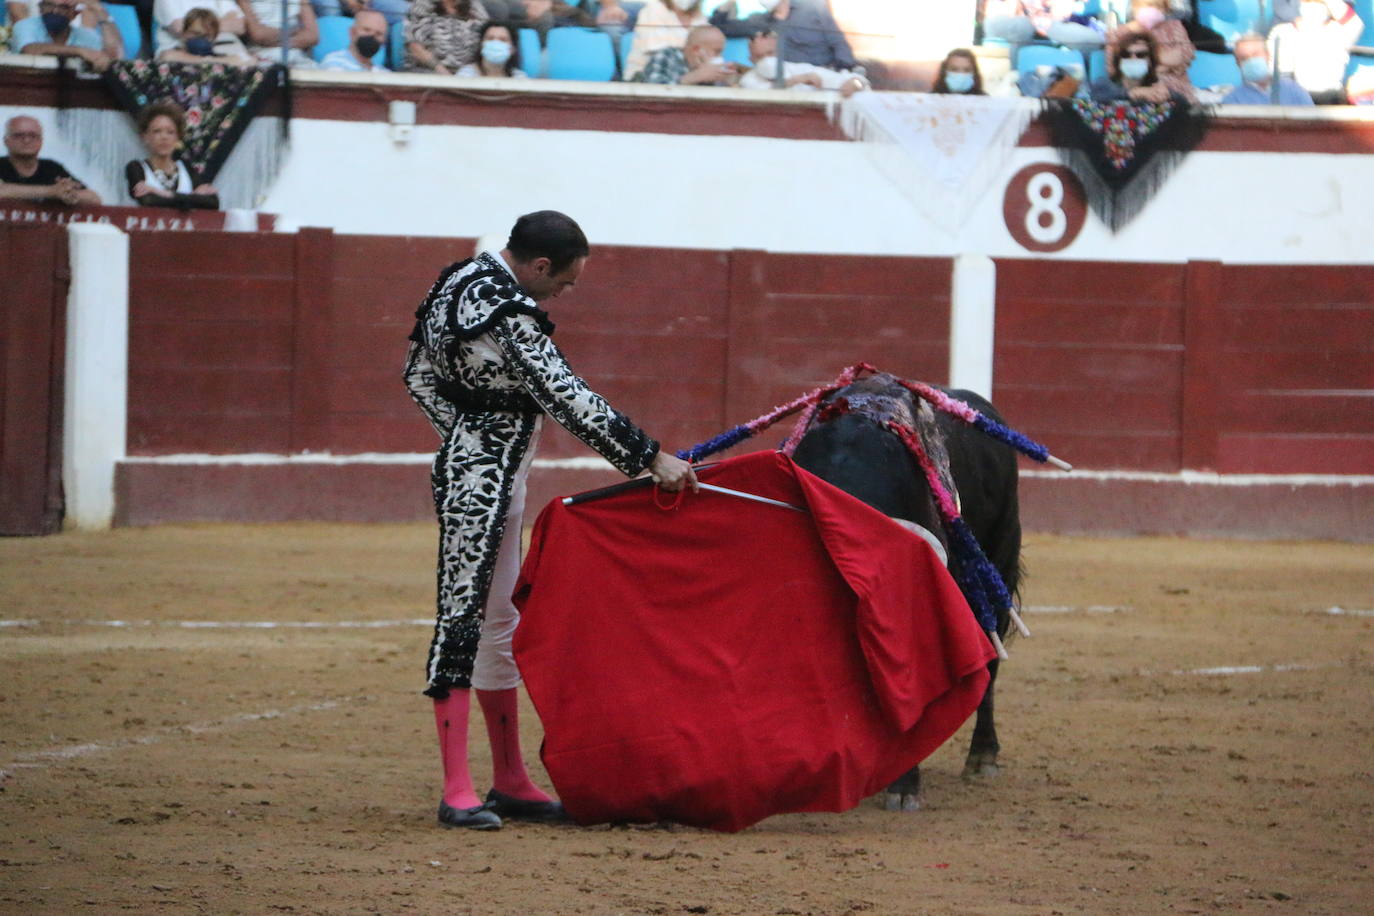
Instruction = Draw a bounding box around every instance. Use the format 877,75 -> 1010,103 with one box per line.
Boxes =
0,116 -> 102,207
631,25 -> 739,86
320,9 -> 388,71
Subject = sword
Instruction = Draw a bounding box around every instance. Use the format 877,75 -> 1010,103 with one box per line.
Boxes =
561,465 -> 804,514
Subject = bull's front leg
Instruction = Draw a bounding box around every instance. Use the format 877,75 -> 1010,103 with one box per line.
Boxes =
962,658 -> 1001,779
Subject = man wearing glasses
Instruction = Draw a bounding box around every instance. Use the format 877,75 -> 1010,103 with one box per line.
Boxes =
9,0 -> 124,71
0,116 -> 103,207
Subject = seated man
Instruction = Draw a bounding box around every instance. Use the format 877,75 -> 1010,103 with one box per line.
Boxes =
9,0 -> 123,71
631,24 -> 737,86
738,27 -> 867,96
1267,0 -> 1363,104
982,0 -> 1105,57
710,0 -> 856,73
238,0 -> 320,67
320,8 -> 387,70
0,115 -> 103,206
1222,35 -> 1315,105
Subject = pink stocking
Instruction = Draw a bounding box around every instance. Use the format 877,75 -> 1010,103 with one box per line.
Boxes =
433,690 -> 482,810
477,688 -> 552,802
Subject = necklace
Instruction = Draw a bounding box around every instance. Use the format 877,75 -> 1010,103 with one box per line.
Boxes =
148,160 -> 178,191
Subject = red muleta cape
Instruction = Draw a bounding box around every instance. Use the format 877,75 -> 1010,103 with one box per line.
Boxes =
512,450 -> 995,832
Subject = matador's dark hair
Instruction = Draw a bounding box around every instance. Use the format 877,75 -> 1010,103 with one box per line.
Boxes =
506,210 -> 590,274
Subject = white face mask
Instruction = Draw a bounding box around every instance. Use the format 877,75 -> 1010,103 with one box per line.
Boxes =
668,0 -> 696,12
1120,57 -> 1149,80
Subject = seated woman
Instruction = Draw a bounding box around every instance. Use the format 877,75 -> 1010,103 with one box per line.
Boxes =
156,6 -> 254,63
404,0 -> 488,74
1087,24 -> 1172,103
931,48 -> 986,95
455,20 -> 527,77
1111,0 -> 1195,102
124,101 -> 220,210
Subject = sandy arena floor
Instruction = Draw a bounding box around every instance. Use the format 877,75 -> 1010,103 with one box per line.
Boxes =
1,524 -> 1371,915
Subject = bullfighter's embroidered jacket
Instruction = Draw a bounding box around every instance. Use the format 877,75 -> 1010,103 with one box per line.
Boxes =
404,252 -> 659,695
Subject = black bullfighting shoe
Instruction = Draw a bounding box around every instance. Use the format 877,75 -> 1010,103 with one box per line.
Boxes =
437,800 -> 502,830
484,789 -> 569,824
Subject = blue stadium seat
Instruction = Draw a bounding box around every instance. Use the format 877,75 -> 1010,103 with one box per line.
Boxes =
388,19 -> 404,70
1354,0 -> 1374,48
1015,44 -> 1083,73
723,36 -> 749,67
1189,49 -> 1242,89
1088,48 -> 1107,81
1197,0 -> 1264,42
519,27 -> 544,77
618,28 -> 633,66
546,26 -> 615,81
109,3 -> 141,59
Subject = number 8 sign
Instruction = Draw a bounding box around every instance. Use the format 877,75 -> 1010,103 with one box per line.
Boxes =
1002,163 -> 1087,253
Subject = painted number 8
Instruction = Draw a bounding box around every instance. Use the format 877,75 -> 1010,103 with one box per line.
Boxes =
1025,171 -> 1067,245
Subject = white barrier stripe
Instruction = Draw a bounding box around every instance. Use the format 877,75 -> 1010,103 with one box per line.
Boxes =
0,697 -> 363,775
1170,663 -> 1322,676
1326,607 -> 1374,617
0,618 -> 432,629
116,452 -> 616,471
1021,468 -> 1374,486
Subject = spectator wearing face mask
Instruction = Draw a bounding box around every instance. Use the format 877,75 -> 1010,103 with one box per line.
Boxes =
931,48 -> 986,95
153,0 -> 246,55
1220,35 -> 1314,104
711,0 -> 856,73
632,24 -> 736,85
737,27 -> 866,95
1111,0 -> 1195,101
622,0 -> 707,81
1267,0 -> 1363,104
1087,23 -> 1174,102
320,9 -> 388,70
455,20 -> 527,76
10,0 -> 122,70
157,6 -> 254,62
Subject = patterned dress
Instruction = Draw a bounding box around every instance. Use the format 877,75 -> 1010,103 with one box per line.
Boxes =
404,0 -> 489,72
403,253 -> 660,696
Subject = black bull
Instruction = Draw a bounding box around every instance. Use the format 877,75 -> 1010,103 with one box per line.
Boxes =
791,376 -> 1022,811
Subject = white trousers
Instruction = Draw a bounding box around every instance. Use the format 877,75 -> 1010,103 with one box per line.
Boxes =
470,419 -> 541,691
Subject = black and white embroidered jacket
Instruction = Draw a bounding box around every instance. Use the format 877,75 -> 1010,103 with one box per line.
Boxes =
403,252 -> 659,476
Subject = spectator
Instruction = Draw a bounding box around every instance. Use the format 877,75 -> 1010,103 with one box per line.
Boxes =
931,48 -> 986,95
455,20 -> 527,75
9,0 -> 122,70
153,0 -> 246,54
982,0 -> 1105,59
632,24 -> 735,85
737,26 -> 867,94
622,0 -> 706,81
157,6 -> 255,63
238,0 -> 320,66
404,0 -> 487,74
9,0 -> 156,60
0,115 -> 102,206
490,0 -> 599,41
124,101 -> 220,210
1087,24 -> 1172,102
1112,0 -> 1195,101
1267,0 -> 1364,104
710,0 -> 856,73
320,8 -> 388,69
1220,34 -> 1315,104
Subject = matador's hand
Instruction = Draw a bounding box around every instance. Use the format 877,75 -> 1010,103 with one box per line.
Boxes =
649,451 -> 698,493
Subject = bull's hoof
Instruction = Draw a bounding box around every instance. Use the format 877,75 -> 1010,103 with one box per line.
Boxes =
961,752 -> 1000,781
882,791 -> 921,812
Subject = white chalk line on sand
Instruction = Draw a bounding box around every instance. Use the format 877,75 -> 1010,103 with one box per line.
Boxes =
0,696 -> 366,778
1022,605 -> 1132,614
0,618 -> 432,629
1325,607 -> 1374,618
